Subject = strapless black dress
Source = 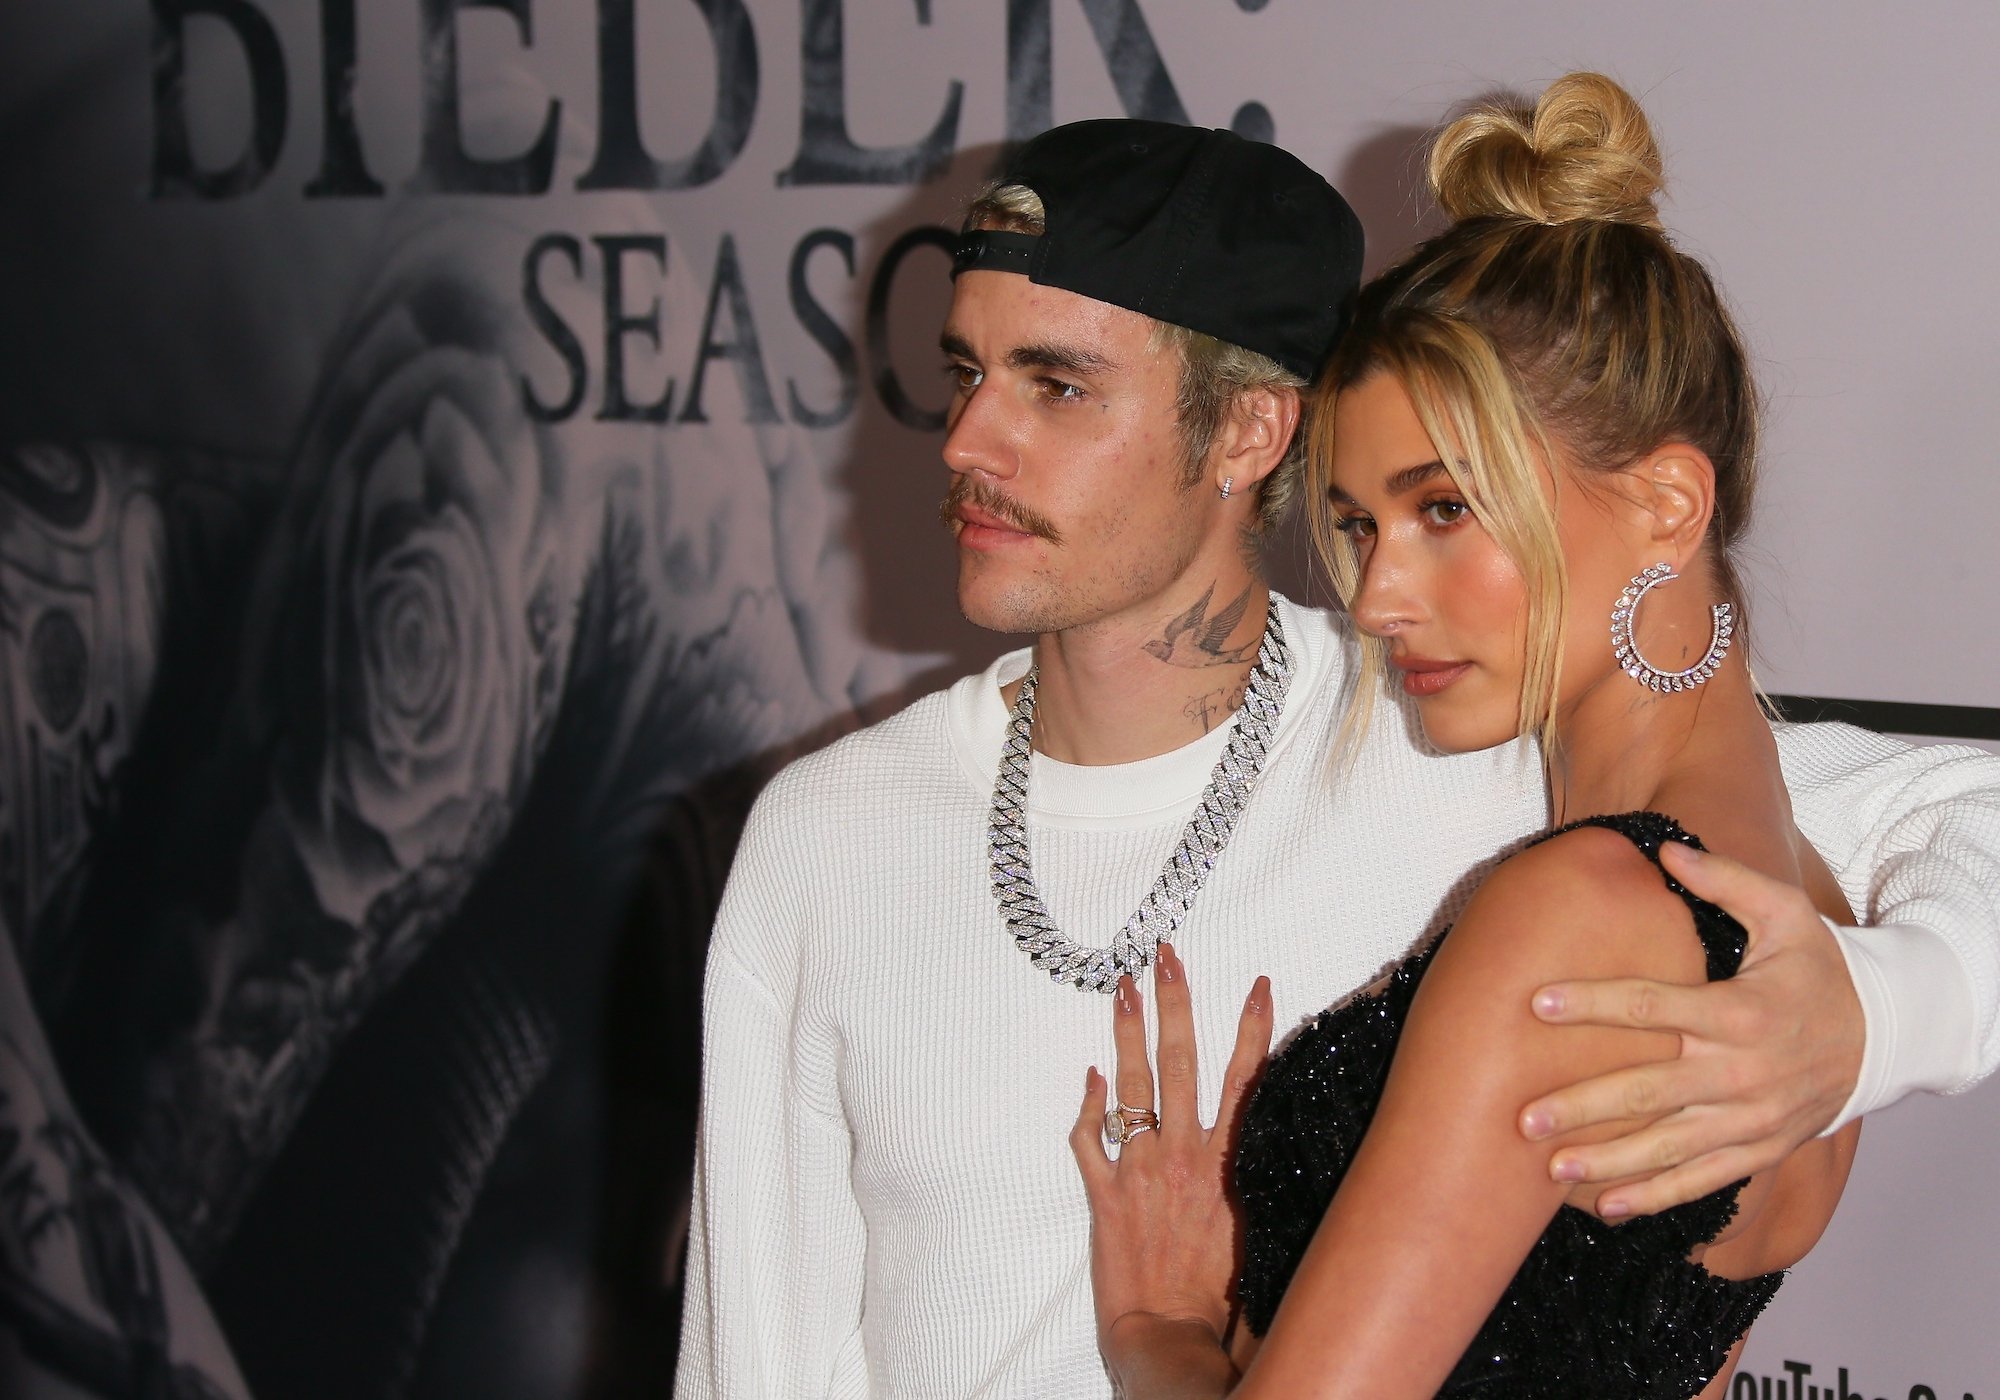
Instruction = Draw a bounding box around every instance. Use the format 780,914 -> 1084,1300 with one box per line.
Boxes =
1234,812 -> 1782,1398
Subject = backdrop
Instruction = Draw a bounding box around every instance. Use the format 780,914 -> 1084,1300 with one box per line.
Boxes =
2,3 -> 1995,1398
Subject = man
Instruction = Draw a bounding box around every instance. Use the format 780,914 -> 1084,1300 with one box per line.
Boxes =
676,120 -> 2000,1397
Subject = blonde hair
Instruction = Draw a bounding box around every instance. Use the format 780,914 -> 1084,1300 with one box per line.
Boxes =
962,182 -> 1307,533
1310,72 -> 1760,761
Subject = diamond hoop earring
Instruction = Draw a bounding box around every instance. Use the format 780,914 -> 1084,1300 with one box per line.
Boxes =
1219,476 -> 1234,500
1610,562 -> 1734,693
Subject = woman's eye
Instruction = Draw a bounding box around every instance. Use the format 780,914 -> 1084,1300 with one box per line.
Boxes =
1333,514 -> 1376,539
1421,498 -> 1469,527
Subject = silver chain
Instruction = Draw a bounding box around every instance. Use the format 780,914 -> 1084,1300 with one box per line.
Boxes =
987,605 -> 1294,992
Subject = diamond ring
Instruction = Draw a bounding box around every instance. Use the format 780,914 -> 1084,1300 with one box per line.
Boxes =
1103,1103 -> 1160,1146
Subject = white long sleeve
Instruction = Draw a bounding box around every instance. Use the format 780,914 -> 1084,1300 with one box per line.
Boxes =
676,813 -> 871,1399
1775,722 -> 2000,1125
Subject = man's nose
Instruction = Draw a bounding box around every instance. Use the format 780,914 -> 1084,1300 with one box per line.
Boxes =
942,382 -> 1019,481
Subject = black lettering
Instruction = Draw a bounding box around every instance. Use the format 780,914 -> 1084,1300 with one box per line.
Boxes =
864,225 -> 953,431
681,236 -> 779,424
1908,1388 -> 1936,1400
595,235 -> 675,422
578,0 -> 759,190
777,0 -> 962,185
1733,1375 -> 1759,1400
149,0 -> 288,198
786,229 -> 858,428
1786,1362 -> 1814,1399
1005,0 -> 1188,142
304,0 -> 384,195
412,0 -> 561,194
522,234 -> 588,423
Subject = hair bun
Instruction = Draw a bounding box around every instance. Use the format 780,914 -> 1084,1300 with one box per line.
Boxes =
1428,72 -> 1665,230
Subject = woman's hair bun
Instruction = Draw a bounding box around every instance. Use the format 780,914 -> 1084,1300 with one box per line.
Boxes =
1427,71 -> 1665,230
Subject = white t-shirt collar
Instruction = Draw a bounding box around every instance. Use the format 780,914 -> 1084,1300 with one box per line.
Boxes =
944,592 -> 1336,827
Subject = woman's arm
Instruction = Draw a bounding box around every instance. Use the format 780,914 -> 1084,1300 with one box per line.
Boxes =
1523,730 -> 2000,1218
1236,826 -> 1710,1399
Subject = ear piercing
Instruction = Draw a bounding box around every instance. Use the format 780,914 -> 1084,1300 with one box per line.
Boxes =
1219,476 -> 1234,500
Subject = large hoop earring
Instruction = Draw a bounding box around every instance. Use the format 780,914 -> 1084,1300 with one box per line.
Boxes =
1610,563 -> 1734,693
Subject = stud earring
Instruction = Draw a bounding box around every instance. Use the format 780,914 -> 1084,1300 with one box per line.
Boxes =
1219,476 -> 1234,500
1610,562 -> 1734,693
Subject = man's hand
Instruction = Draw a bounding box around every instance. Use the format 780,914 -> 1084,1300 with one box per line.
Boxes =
1517,841 -> 1865,1218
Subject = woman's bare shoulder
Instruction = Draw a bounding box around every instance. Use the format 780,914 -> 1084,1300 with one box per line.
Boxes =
1440,822 -> 1711,990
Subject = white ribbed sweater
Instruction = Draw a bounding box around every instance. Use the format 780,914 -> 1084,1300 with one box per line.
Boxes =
677,597 -> 2000,1400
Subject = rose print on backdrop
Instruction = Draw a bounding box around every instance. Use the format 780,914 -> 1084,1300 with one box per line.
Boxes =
111,204 -> 602,1254
265,256 -> 575,934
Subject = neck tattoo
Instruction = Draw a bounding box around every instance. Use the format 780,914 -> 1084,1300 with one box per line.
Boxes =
987,603 -> 1294,992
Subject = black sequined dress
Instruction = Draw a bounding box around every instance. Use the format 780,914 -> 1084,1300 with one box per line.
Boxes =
1234,812 -> 1782,1398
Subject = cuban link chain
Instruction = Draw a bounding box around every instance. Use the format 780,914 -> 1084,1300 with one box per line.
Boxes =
987,605 -> 1293,992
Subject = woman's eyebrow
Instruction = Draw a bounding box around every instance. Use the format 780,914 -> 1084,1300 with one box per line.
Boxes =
1385,460 -> 1449,496
1329,460 -> 1449,505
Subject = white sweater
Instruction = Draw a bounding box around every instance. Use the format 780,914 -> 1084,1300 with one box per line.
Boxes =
675,596 -> 2000,1400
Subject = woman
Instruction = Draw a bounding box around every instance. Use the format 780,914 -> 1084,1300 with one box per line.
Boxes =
1071,73 -> 1860,1399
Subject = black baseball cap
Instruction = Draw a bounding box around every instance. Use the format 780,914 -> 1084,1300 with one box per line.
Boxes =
953,119 -> 1363,381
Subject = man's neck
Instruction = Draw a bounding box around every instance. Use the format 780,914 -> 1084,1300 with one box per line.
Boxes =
1014,577 -> 1273,766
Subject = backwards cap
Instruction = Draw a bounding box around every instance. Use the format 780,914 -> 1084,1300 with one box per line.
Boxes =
954,119 -> 1364,381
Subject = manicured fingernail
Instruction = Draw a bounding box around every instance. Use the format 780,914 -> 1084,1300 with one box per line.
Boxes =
1532,989 -> 1565,1018
1247,976 -> 1270,1014
1551,1156 -> 1583,1183
1116,977 -> 1136,1013
1157,944 -> 1179,982
1599,1198 -> 1631,1220
1665,841 -> 1702,863
1522,1109 -> 1554,1140
1087,1066 -> 1099,1089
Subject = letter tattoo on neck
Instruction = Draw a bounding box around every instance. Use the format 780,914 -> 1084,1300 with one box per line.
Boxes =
1182,681 -> 1251,735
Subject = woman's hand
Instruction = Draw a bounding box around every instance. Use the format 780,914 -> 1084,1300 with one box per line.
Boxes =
1070,941 -> 1274,1361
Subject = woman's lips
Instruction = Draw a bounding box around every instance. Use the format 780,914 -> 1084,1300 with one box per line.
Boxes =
1392,659 -> 1472,698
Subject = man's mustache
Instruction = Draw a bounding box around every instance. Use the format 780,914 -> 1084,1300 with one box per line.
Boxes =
939,478 -> 1064,545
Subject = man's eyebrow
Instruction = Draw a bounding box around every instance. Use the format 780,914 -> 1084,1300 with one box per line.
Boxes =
1327,460 -> 1449,506
1006,341 -> 1118,376
936,333 -> 1120,377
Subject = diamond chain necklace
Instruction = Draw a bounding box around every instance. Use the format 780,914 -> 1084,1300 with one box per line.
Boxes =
987,604 -> 1294,992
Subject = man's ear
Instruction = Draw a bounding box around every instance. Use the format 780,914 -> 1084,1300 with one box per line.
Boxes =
1215,386 -> 1302,492
1629,442 -> 1717,561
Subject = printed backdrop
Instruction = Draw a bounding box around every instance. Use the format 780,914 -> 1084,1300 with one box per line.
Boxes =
2,3 -> 1995,1398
